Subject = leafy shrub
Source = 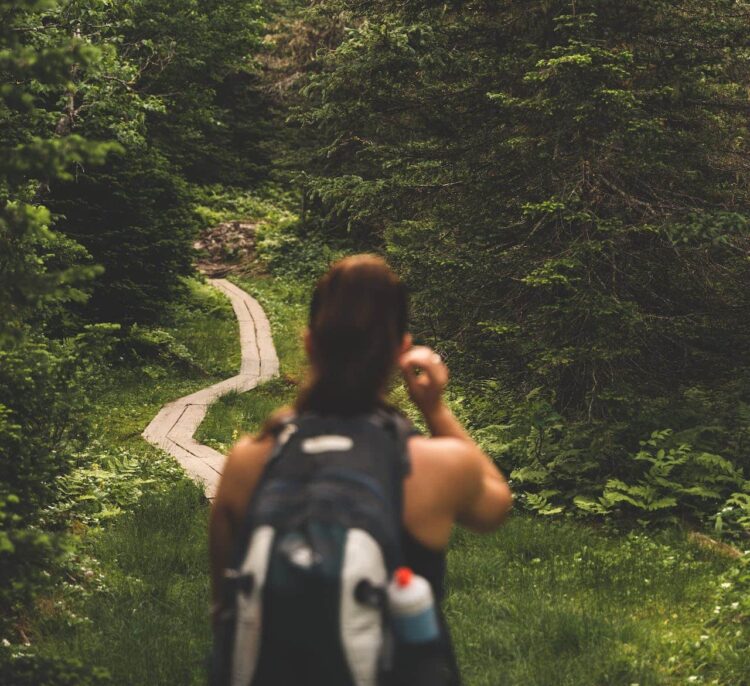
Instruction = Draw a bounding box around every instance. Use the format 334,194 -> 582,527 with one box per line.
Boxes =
49,149 -> 197,325
122,325 -> 199,374
574,431 -> 747,524
49,445 -> 186,527
0,332 -> 111,630
0,649 -> 111,686
713,492 -> 750,541
256,218 -> 343,279
116,275 -> 243,379
471,384 -> 750,535
193,185 -> 297,229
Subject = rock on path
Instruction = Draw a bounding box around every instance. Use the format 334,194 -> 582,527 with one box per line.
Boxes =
142,278 -> 279,498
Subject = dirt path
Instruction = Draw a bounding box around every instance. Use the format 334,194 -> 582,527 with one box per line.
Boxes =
142,278 -> 278,498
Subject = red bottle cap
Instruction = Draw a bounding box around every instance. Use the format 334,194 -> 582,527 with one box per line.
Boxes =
395,567 -> 413,587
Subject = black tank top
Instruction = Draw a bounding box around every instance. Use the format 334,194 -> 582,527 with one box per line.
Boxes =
402,529 -> 448,602
396,530 -> 461,686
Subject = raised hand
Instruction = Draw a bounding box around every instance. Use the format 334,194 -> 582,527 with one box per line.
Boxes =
398,346 -> 449,416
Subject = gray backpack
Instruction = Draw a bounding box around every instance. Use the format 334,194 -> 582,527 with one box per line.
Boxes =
211,409 -> 414,686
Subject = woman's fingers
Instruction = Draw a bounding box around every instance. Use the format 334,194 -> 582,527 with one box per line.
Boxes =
399,346 -> 437,369
399,346 -> 448,389
399,348 -> 431,381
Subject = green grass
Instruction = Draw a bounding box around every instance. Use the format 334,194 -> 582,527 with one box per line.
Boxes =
171,277 -> 242,377
35,483 -> 210,686
26,276 -> 235,685
447,519 -> 732,685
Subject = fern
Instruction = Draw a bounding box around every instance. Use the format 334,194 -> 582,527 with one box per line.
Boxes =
570,431 -> 748,525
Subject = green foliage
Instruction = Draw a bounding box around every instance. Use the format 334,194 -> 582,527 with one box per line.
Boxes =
575,430 -> 746,523
468,383 -> 750,534
0,0 -> 118,335
49,148 -> 197,324
124,325 -> 202,375
7,0 -> 274,325
0,328 -> 116,630
0,0 -> 119,634
51,444 -> 186,526
0,333 -> 109,512
714,491 -> 750,541
0,649 -> 111,686
119,0 -> 271,185
1,0 -> 273,637
289,0 -> 750,528
192,184 -> 297,229
256,217 -> 344,279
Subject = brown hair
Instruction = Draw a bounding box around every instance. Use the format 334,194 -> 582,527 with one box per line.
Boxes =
294,254 -> 408,417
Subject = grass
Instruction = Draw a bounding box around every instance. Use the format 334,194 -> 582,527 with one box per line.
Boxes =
35,483 -> 211,686
447,520 -> 732,685
26,276 -> 234,685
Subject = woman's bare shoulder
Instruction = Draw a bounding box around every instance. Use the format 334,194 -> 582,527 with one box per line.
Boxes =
408,434 -> 480,467
406,435 -> 483,501
226,433 -> 274,477
229,432 -> 273,457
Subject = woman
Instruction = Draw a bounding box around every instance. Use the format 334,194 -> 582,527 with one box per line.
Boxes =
209,255 -> 512,685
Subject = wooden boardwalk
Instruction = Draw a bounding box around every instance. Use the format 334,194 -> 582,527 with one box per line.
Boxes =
142,278 -> 278,498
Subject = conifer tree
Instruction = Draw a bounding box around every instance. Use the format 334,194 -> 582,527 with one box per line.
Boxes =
291,0 -> 750,507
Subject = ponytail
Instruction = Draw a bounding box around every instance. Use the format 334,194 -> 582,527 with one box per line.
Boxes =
295,255 -> 408,417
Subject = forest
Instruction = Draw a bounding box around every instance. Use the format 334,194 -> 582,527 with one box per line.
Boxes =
2,0 -> 750,684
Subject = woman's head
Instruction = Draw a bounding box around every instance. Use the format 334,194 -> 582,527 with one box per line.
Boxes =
296,254 -> 410,416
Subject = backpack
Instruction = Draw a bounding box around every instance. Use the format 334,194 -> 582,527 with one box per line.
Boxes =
211,408 -> 415,686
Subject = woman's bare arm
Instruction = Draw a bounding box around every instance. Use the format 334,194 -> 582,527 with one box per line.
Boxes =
209,498 -> 234,610
400,347 -> 512,532
425,403 -> 512,531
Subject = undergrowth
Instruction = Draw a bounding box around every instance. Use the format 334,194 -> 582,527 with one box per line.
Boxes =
15,276 -> 229,685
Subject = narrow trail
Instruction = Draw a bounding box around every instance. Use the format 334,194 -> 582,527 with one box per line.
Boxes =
142,278 -> 279,498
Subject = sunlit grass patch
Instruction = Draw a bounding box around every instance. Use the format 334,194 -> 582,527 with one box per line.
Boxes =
171,277 -> 242,378
447,517 -> 732,685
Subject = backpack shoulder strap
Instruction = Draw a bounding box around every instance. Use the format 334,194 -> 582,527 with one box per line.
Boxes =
265,411 -> 300,464
367,407 -> 417,480
366,407 -> 418,566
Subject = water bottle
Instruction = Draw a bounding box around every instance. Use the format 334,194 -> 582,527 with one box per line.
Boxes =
387,566 -> 440,643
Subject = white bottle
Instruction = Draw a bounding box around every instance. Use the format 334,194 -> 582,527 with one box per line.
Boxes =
387,566 -> 440,643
